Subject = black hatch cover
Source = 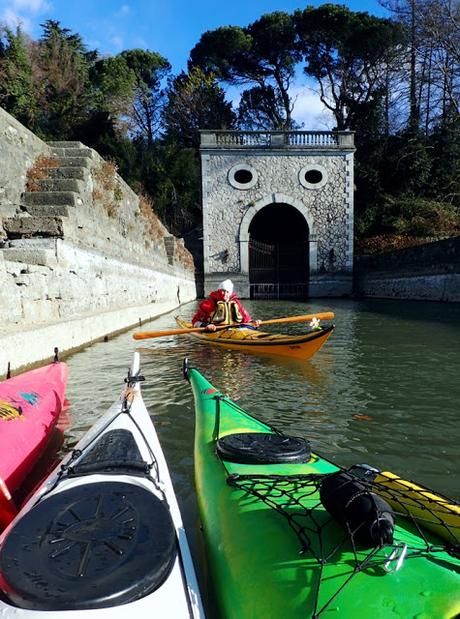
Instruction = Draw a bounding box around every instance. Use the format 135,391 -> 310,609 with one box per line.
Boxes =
217,432 -> 311,464
0,481 -> 177,610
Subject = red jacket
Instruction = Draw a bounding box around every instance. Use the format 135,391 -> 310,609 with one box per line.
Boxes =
192,290 -> 252,326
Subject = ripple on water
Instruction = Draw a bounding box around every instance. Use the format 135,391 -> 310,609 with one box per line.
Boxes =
63,298 -> 460,504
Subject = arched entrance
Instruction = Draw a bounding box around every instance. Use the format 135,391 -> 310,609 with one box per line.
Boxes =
248,203 -> 309,299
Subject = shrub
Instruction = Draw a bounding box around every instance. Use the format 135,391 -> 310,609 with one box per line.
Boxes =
92,158 -> 123,217
139,194 -> 165,240
93,159 -> 118,192
26,154 -> 59,191
380,196 -> 460,237
175,238 -> 195,270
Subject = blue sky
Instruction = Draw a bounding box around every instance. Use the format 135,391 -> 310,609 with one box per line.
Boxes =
0,0 -> 389,128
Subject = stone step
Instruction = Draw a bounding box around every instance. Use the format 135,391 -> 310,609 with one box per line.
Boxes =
3,216 -> 64,239
47,167 -> 88,180
2,247 -> 56,265
37,178 -> 84,193
49,147 -> 94,159
3,238 -> 57,249
0,205 -> 18,218
56,156 -> 92,168
23,204 -> 70,217
47,141 -> 84,148
23,191 -> 79,206
2,238 -> 57,266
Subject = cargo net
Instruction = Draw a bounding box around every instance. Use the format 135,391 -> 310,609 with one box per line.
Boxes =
226,466 -> 460,618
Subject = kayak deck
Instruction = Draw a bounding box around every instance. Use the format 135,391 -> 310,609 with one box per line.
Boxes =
188,365 -> 460,619
0,361 -> 68,496
175,317 -> 334,360
0,353 -> 204,618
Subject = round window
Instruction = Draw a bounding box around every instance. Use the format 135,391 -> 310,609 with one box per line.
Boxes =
304,169 -> 323,184
228,164 -> 258,190
299,165 -> 328,189
234,169 -> 253,184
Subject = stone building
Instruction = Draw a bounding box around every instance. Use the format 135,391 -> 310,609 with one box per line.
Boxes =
200,130 -> 355,298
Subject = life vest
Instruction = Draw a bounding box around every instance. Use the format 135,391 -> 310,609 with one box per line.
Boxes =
210,300 -> 244,325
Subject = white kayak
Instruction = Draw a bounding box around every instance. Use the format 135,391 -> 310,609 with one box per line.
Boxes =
0,352 -> 204,618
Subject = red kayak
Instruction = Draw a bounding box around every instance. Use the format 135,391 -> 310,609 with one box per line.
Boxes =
0,362 -> 68,527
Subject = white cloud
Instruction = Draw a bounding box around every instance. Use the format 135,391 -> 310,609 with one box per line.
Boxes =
291,85 -> 334,130
1,7 -> 32,31
10,0 -> 51,13
0,0 -> 50,33
114,4 -> 130,18
109,34 -> 124,51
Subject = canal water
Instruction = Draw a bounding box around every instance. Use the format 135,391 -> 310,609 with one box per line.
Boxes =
63,297 -> 459,553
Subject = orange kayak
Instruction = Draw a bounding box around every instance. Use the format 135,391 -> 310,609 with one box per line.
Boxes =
175,317 -> 333,360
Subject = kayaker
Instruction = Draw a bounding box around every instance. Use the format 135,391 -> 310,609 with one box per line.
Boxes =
192,279 -> 261,332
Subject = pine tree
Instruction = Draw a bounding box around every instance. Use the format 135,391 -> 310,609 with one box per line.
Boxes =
163,67 -> 235,147
0,26 -> 37,127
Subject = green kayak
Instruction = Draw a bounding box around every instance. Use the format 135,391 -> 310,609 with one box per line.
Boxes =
185,361 -> 460,619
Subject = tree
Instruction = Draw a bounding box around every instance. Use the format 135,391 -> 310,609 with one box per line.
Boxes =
190,12 -> 300,129
37,20 -> 96,138
0,26 -> 37,127
163,66 -> 235,147
381,0 -> 460,131
295,4 -> 403,130
429,116 -> 460,205
90,55 -> 136,120
120,49 -> 171,144
136,142 -> 202,237
237,85 -> 290,129
417,0 -> 460,125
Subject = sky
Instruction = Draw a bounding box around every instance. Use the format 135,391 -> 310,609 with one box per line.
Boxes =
0,0 -> 390,129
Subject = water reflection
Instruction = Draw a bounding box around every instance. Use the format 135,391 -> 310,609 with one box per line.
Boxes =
63,297 -> 460,514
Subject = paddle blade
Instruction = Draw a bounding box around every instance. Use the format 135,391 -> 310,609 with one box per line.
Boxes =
261,311 -> 335,326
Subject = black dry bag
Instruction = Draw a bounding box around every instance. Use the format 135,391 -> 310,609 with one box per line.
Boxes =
320,471 -> 394,548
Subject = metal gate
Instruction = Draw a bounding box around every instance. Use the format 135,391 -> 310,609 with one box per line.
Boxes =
249,238 -> 309,299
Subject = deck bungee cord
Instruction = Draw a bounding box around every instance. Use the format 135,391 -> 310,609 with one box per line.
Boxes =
34,367 -> 166,507
0,354 -> 204,617
211,394 -> 459,617
225,469 -> 459,617
185,359 -> 460,619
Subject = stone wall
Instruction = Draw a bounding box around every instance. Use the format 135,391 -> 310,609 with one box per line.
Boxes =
354,237 -> 460,301
0,107 -> 52,235
200,131 -> 354,298
0,239 -> 193,325
0,107 -> 196,372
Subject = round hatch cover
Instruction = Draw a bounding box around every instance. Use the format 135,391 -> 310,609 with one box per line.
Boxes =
217,432 -> 311,464
0,481 -> 177,610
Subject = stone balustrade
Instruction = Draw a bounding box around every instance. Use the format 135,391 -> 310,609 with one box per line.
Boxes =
200,130 -> 355,149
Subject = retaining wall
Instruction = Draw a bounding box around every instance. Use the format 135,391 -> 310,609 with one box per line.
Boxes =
355,237 -> 460,301
0,107 -> 52,234
0,107 -> 196,373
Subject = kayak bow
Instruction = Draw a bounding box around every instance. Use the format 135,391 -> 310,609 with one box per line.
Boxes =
175,317 -> 334,360
0,361 -> 68,529
0,353 -> 204,618
186,361 -> 460,619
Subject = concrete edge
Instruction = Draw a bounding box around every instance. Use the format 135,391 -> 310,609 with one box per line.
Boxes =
0,300 -> 193,378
